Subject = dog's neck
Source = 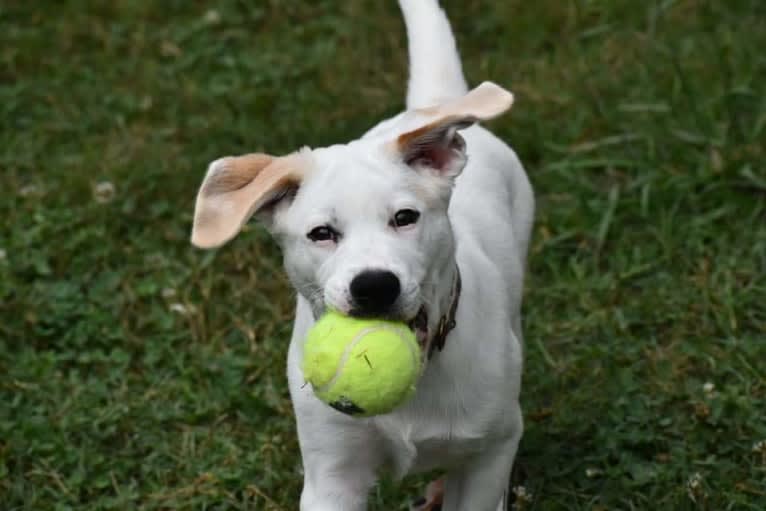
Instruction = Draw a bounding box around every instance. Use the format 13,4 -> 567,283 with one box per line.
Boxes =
422,241 -> 460,356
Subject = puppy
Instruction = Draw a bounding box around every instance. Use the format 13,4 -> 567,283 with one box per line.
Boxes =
191,1 -> 534,510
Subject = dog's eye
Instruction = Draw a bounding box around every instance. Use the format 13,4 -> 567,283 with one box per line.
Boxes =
392,209 -> 420,228
307,225 -> 339,243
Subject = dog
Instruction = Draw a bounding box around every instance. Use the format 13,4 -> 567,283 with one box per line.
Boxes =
190,1 -> 534,509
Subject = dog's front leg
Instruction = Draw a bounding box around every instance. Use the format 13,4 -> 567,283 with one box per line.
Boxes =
300,471 -> 372,511
442,419 -> 523,511
296,409 -> 382,511
299,445 -> 379,511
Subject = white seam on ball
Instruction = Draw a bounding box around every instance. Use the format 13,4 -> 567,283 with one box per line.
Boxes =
316,325 -> 416,393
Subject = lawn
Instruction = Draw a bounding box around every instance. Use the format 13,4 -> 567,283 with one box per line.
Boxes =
1,0 -> 765,509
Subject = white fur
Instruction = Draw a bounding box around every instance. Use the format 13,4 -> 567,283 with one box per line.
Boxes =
279,1 -> 535,510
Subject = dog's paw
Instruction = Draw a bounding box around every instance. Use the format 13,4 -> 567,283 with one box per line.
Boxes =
409,478 -> 444,511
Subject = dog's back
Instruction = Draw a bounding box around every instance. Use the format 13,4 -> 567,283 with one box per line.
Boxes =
373,0 -> 535,312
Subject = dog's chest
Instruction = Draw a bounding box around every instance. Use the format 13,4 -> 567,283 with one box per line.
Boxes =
376,378 -> 515,475
375,410 -> 498,476
411,430 -> 491,473
374,334 -> 521,476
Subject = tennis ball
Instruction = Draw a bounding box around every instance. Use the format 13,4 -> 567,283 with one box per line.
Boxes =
302,311 -> 421,417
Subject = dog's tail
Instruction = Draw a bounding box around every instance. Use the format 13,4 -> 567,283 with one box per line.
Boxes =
398,0 -> 469,109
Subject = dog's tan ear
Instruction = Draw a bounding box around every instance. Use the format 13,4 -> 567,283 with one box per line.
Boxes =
191,152 -> 308,249
397,82 -> 513,176
417,81 -> 514,120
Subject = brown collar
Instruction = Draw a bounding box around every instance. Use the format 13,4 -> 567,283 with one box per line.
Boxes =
428,266 -> 462,359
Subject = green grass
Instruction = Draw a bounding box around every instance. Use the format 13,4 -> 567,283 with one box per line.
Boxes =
1,0 -> 765,509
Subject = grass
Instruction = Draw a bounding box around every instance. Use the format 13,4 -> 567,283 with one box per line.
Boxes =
1,0 -> 765,509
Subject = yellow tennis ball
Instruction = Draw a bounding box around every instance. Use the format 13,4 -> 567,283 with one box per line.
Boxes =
302,310 -> 421,417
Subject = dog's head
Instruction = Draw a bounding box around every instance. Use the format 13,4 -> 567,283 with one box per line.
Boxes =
191,82 -> 512,344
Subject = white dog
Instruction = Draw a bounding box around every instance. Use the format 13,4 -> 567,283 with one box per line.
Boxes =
190,1 -> 534,510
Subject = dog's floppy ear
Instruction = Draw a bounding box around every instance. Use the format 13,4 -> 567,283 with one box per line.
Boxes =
191,151 -> 309,249
397,82 -> 513,177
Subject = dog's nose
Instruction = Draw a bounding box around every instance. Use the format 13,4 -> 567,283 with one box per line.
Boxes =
350,270 -> 401,315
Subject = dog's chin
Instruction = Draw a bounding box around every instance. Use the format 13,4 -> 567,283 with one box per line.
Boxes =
407,306 -> 429,348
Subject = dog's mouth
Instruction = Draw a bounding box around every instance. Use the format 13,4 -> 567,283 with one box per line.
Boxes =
408,306 -> 429,348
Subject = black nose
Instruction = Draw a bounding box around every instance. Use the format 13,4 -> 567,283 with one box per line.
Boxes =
350,270 -> 401,315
